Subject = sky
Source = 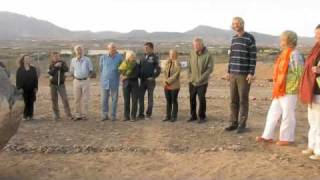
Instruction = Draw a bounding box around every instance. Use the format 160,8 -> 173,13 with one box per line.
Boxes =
0,0 -> 319,37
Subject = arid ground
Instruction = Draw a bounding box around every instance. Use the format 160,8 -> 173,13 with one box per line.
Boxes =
0,63 -> 319,180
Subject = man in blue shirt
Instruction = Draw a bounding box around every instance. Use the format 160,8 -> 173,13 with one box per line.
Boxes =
99,43 -> 123,121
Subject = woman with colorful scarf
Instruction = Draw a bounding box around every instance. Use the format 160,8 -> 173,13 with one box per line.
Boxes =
300,25 -> 320,160
256,31 -> 304,146
119,52 -> 140,122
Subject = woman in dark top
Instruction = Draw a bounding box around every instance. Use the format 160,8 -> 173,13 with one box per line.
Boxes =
16,54 -> 38,121
119,52 -> 140,122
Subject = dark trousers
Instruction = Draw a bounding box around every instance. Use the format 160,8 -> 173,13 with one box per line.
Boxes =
123,80 -> 139,119
164,89 -> 180,119
229,74 -> 251,127
23,90 -> 36,118
50,84 -> 72,118
189,83 -> 208,119
138,79 -> 156,116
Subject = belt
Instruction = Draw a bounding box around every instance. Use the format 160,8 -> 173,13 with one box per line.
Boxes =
75,77 -> 88,81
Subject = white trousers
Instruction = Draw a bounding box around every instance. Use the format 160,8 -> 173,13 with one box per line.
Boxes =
308,95 -> 320,155
262,95 -> 297,142
73,79 -> 90,118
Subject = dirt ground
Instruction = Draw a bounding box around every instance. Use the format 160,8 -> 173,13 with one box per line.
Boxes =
0,63 -> 320,180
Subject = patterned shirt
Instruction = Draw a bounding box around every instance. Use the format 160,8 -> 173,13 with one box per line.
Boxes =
228,32 -> 257,75
285,50 -> 304,94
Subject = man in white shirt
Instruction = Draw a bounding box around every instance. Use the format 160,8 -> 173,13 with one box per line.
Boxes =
70,45 -> 93,120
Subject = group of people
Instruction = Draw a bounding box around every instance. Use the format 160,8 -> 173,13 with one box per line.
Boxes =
3,17 -> 320,161
255,24 -> 320,161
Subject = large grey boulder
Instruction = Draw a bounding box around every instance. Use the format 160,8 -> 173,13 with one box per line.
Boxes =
0,67 -> 23,150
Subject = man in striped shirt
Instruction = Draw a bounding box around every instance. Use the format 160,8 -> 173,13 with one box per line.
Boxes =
224,17 -> 257,133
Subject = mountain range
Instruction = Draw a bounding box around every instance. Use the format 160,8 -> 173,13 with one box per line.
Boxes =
0,11 -> 314,46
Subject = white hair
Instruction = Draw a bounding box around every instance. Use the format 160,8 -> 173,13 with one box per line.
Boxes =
74,45 -> 84,52
108,42 -> 116,49
232,17 -> 245,28
192,37 -> 204,45
125,51 -> 136,61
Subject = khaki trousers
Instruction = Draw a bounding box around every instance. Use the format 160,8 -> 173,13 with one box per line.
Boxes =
229,74 -> 251,127
73,79 -> 90,118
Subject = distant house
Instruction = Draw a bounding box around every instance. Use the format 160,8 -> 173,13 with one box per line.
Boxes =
88,50 -> 107,56
59,49 -> 134,58
87,49 -> 134,57
60,50 -> 72,55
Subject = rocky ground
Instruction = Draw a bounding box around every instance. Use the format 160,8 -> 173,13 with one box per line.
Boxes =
0,63 -> 319,180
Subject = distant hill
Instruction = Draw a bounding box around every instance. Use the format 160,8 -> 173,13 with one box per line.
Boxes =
0,11 -> 314,46
0,12 -> 72,39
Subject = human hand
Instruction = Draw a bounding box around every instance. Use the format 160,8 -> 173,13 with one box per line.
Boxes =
246,74 -> 255,84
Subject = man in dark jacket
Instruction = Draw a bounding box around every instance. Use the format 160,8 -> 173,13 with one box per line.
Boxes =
138,42 -> 161,119
48,52 -> 73,120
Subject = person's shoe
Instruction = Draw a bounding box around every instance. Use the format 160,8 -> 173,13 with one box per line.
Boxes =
74,117 -> 82,121
53,115 -> 61,121
225,125 -> 238,131
111,117 -> 116,121
67,116 -> 74,121
255,136 -> 273,143
302,149 -> 314,155
137,114 -> 145,120
163,117 -> 170,122
236,126 -> 246,134
101,116 -> 109,121
123,117 -> 130,121
130,118 -> 136,122
187,117 -> 197,122
310,154 -> 320,160
27,117 -> 34,121
170,118 -> 177,122
146,114 -> 152,119
276,141 -> 293,146
22,117 -> 28,121
198,118 -> 207,124
82,116 -> 88,121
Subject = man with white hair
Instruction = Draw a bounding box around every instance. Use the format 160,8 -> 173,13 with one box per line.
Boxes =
99,43 -> 123,121
224,17 -> 257,133
70,45 -> 93,120
187,37 -> 214,123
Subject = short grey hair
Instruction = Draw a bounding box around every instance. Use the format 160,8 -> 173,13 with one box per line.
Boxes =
281,30 -> 298,48
74,45 -> 84,52
107,42 -> 116,49
193,37 -> 204,45
232,17 -> 245,28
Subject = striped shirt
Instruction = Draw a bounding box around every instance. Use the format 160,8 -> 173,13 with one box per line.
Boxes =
228,32 -> 257,75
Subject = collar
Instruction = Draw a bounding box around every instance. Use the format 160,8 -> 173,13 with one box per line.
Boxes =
76,56 -> 84,61
108,52 -> 118,58
196,47 -> 206,55
145,53 -> 154,58
234,31 -> 246,37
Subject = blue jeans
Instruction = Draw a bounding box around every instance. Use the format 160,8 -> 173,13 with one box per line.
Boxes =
101,88 -> 119,119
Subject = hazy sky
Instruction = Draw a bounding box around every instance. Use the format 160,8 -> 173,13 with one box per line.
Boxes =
0,0 -> 319,37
